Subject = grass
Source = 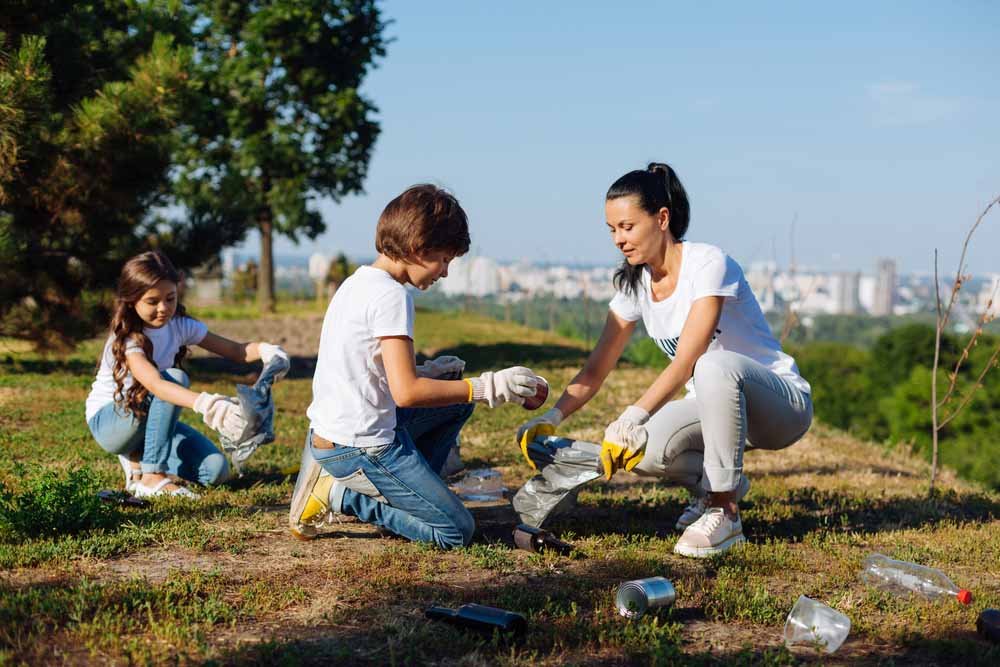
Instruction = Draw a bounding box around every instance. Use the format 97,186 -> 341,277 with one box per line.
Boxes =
1,309 -> 999,665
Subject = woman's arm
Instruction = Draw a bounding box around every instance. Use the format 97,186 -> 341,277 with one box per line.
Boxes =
197,332 -> 261,363
553,311 -> 637,419
633,296 -> 724,414
381,336 -> 472,408
126,353 -> 201,408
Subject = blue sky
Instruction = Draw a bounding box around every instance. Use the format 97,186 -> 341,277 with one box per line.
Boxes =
239,1 -> 1000,275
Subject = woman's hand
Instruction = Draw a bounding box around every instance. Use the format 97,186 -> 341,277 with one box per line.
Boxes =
193,392 -> 247,441
599,405 -> 650,480
515,407 -> 564,469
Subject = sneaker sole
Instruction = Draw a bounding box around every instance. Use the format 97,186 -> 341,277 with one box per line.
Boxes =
674,476 -> 752,531
289,525 -> 318,541
288,458 -> 331,537
673,532 -> 746,558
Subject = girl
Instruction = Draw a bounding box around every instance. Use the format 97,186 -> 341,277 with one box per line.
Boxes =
516,163 -> 812,557
86,251 -> 288,498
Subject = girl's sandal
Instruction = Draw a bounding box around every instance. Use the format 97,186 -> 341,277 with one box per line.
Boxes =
133,478 -> 201,500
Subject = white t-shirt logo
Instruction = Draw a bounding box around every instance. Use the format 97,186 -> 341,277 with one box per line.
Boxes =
653,329 -> 721,359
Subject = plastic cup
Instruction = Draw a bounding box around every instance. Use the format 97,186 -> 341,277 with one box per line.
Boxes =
783,595 -> 851,654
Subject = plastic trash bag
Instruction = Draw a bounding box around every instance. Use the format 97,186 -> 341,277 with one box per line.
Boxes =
511,436 -> 602,528
219,353 -> 291,474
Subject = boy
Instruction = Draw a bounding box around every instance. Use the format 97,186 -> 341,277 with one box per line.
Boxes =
289,184 -> 543,548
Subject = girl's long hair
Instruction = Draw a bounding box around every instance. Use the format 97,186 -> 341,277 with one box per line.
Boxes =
107,251 -> 188,418
608,162 -> 691,297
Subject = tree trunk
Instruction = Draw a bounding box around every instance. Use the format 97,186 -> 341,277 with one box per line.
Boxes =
258,207 -> 275,314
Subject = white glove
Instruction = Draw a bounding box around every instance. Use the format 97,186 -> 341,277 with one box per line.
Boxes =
600,405 -> 650,479
416,355 -> 465,380
193,392 -> 248,442
468,366 -> 540,408
258,342 -> 289,380
515,407 -> 563,469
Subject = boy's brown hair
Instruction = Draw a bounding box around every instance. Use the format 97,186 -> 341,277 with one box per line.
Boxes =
375,184 -> 471,261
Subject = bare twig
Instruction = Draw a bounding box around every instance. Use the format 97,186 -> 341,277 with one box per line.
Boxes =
779,274 -> 820,344
937,280 -> 999,409
939,344 -> 1000,429
929,194 -> 1000,491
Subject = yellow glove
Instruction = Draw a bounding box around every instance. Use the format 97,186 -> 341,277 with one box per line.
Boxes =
599,406 -> 650,480
515,407 -> 563,469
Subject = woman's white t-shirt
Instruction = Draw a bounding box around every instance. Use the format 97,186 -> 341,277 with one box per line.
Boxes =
307,266 -> 415,448
608,242 -> 810,398
85,315 -> 208,421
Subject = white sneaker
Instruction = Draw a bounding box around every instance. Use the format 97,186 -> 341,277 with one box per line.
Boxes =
118,455 -> 140,492
675,475 -> 751,531
673,507 -> 745,558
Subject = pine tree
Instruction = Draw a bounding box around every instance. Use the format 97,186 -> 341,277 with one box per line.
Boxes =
0,1 -> 212,347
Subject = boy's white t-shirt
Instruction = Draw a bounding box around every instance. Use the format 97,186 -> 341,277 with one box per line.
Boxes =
609,242 -> 810,398
307,265 -> 415,447
85,315 -> 208,421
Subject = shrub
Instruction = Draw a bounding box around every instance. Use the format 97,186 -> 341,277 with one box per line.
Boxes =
0,466 -> 121,540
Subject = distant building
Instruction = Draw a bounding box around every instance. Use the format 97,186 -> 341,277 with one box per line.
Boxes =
439,255 -> 500,296
872,258 -> 896,316
830,271 -> 861,315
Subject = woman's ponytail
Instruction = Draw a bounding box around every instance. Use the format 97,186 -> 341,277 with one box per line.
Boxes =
608,161 -> 691,296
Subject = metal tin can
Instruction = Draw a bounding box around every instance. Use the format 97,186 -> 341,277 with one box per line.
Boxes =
616,577 -> 676,618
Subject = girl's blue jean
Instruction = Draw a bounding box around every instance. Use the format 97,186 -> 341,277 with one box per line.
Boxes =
87,368 -> 229,486
311,402 -> 475,549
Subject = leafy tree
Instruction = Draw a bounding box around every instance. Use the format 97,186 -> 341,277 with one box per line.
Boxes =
867,323 -> 959,390
175,0 -> 387,312
790,342 -> 877,434
326,252 -> 356,290
0,1 -> 236,348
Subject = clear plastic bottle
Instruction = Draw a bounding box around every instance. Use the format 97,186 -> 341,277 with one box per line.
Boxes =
859,553 -> 972,605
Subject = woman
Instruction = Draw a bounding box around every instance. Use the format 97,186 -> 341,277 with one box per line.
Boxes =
516,162 -> 812,557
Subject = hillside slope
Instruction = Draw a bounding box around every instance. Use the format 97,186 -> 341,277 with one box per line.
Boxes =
0,310 -> 997,665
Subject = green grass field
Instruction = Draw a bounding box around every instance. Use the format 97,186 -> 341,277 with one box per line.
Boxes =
1,310 -> 999,665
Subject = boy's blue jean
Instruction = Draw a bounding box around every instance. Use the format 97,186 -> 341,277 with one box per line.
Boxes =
311,402 -> 475,549
87,368 -> 229,485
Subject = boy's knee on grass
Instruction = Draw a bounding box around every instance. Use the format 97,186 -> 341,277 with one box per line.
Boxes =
436,507 -> 475,549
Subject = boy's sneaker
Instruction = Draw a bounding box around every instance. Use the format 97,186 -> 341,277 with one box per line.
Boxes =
673,507 -> 745,558
675,474 -> 751,531
118,455 -> 140,492
289,457 -> 345,540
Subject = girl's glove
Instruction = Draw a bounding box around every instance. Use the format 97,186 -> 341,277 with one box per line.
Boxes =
258,342 -> 290,380
599,405 -> 650,480
416,355 -> 466,380
194,392 -> 248,442
515,407 -> 563,469
467,366 -> 540,408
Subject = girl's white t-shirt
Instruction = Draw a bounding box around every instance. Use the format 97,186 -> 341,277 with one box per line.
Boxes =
85,315 -> 208,421
609,242 -> 810,398
307,266 -> 415,447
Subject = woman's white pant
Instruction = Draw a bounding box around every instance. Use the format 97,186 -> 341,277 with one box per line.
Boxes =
632,350 -> 813,494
